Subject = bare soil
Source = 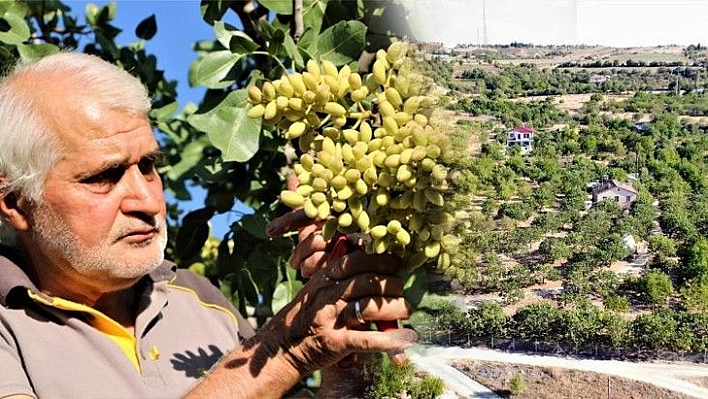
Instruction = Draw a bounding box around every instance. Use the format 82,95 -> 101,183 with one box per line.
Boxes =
452,359 -> 691,399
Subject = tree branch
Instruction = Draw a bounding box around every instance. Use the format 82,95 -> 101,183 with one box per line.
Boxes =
293,0 -> 304,42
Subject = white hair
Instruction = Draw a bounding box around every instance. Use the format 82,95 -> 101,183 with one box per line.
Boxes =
0,52 -> 152,244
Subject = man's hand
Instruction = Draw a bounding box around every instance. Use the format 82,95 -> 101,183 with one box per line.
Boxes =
191,206 -> 417,397
187,242 -> 417,398
254,250 -> 417,375
266,208 -> 330,278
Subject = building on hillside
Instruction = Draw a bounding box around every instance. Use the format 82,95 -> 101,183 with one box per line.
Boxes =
591,178 -> 637,209
589,74 -> 610,85
506,125 -> 534,154
634,122 -> 650,133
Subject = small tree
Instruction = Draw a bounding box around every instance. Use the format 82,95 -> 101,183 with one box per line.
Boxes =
510,372 -> 526,395
680,274 -> 708,312
640,269 -> 674,306
603,294 -> 630,313
513,302 -> 560,342
631,308 -> 678,354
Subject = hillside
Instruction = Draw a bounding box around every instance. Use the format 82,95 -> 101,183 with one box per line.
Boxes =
409,44 -> 708,398
452,44 -> 697,68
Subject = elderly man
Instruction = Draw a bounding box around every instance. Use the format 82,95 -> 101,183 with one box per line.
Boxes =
0,52 -> 415,398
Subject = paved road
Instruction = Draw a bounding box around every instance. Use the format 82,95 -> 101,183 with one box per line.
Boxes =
409,344 -> 708,399
408,346 -> 500,399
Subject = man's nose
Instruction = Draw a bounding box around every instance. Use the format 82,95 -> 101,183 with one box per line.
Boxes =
120,165 -> 164,215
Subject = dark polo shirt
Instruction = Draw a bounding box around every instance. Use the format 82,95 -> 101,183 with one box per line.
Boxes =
0,251 -> 254,397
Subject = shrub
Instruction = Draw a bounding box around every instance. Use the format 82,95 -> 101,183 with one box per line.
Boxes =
364,355 -> 412,398
410,375 -> 445,399
363,354 -> 447,399
510,372 -> 526,395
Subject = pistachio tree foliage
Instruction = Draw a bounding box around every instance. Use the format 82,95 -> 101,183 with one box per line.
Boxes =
0,0 -> 417,318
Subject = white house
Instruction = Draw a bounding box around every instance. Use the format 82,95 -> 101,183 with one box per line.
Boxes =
589,74 -> 610,84
506,125 -> 534,154
591,178 -> 637,209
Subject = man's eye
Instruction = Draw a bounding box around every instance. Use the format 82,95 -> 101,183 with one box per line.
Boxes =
138,158 -> 156,175
82,168 -> 124,187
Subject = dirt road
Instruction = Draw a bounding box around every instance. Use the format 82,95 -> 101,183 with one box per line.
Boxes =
410,345 -> 708,398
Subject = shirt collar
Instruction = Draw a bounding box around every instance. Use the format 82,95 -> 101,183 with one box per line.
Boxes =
0,246 -> 176,308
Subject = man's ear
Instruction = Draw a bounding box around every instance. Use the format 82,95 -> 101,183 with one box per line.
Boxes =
0,191 -> 30,231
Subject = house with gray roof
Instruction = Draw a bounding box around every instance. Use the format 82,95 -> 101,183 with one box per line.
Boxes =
591,178 -> 637,209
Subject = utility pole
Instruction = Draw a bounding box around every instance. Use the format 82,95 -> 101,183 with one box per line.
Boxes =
482,0 -> 488,46
607,376 -> 611,399
635,145 -> 640,181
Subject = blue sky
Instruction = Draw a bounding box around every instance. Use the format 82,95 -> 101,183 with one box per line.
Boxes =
71,1 -> 245,237
71,1 -> 212,103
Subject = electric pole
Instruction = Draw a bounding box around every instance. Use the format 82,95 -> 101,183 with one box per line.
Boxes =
482,0 -> 488,46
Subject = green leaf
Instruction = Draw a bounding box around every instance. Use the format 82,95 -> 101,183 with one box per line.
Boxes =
149,100 -> 179,122
84,3 -> 100,25
403,267 -> 430,309
259,0 -> 293,15
0,45 -> 13,62
166,137 -> 210,181
219,278 -> 233,303
272,267 -> 303,314
174,207 -> 215,261
266,28 -> 285,56
302,0 -> 328,37
135,14 -> 157,40
214,21 -> 236,49
321,0 -> 360,30
201,0 -> 231,25
316,20 -> 366,65
86,2 -> 117,26
191,50 -> 239,88
283,34 -> 304,70
214,22 -> 259,54
295,0 -> 330,49
239,213 -> 269,240
247,244 -> 279,275
0,4 -> 30,46
16,44 -> 59,62
206,191 -> 235,214
229,31 -> 259,55
106,2 -> 117,20
94,30 -> 120,59
238,267 -> 261,306
0,1 -> 28,16
187,89 -> 262,162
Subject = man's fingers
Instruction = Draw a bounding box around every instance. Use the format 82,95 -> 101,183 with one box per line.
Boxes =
388,349 -> 409,366
286,172 -> 299,190
336,274 -> 405,301
265,208 -> 312,237
343,329 -> 418,354
325,251 -> 404,280
341,297 -> 410,329
290,230 -> 328,271
298,252 -> 327,278
297,222 -> 324,245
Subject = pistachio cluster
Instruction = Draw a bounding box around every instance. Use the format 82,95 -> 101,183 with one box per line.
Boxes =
247,42 -> 457,269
